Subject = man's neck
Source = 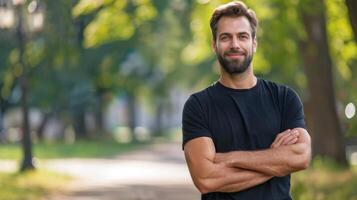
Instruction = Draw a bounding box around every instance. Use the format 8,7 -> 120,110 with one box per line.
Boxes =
218,66 -> 257,89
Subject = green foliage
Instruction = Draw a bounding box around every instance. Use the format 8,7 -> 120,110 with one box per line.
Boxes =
0,170 -> 70,200
291,158 -> 357,200
72,0 -> 114,16
181,1 -> 213,66
74,0 -> 157,47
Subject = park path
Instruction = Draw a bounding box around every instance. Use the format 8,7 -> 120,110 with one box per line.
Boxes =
42,142 -> 200,200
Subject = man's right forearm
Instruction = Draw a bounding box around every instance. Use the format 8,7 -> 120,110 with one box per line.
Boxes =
188,155 -> 273,194
215,167 -> 272,193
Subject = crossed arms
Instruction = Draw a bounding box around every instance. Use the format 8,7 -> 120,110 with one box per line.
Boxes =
183,128 -> 311,194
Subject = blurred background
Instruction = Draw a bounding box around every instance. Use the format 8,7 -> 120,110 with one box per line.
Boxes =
0,0 -> 356,199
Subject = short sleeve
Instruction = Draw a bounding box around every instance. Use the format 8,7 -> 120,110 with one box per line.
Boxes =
182,95 -> 212,150
281,87 -> 306,130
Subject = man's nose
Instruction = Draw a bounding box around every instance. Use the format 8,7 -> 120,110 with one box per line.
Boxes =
230,37 -> 241,49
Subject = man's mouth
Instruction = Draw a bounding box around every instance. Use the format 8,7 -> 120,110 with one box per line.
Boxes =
226,53 -> 244,59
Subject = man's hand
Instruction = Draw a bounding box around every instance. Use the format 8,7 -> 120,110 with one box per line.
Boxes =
270,129 -> 299,148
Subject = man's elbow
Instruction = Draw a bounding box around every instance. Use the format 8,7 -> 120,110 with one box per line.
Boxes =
292,155 -> 310,171
290,143 -> 311,170
197,184 -> 211,194
277,153 -> 310,177
299,152 -> 311,169
293,127 -> 311,170
194,178 -> 217,194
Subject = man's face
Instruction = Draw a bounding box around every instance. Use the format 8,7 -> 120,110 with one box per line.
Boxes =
213,16 -> 257,74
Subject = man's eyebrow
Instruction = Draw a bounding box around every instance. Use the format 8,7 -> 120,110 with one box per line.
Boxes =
237,31 -> 250,35
219,31 -> 250,36
218,32 -> 231,37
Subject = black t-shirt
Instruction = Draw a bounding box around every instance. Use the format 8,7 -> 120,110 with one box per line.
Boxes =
182,78 -> 306,200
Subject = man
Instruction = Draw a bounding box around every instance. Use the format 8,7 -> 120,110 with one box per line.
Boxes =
182,1 -> 311,200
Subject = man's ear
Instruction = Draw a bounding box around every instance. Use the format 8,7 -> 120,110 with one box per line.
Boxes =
253,36 -> 257,53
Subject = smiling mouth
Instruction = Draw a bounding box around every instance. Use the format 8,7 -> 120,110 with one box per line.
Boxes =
226,53 -> 244,59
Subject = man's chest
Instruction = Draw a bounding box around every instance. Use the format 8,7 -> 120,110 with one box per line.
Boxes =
206,94 -> 282,152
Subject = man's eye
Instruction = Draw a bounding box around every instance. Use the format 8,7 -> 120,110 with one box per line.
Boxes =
239,35 -> 249,40
220,36 -> 229,41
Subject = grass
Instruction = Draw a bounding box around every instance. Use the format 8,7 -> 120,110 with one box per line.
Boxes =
0,170 -> 71,200
0,140 -> 148,159
291,157 -> 357,200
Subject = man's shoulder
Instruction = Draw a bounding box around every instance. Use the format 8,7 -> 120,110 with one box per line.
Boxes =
187,82 -> 217,101
259,78 -> 295,95
259,78 -> 302,107
260,78 -> 287,89
183,83 -> 219,113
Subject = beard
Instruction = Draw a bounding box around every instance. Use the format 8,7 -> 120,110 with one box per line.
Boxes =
217,49 -> 253,74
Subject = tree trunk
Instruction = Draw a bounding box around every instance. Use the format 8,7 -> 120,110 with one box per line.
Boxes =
346,0 -> 357,42
95,103 -> 104,134
20,74 -> 35,171
16,4 -> 34,171
298,0 -> 347,165
127,93 -> 138,143
73,110 -> 87,140
153,99 -> 164,137
95,89 -> 105,135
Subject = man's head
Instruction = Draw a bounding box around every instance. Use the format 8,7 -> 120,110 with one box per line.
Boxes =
210,1 -> 258,75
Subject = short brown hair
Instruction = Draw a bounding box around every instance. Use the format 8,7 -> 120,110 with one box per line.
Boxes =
210,1 -> 258,41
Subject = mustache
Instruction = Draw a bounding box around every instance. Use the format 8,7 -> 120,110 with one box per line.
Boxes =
224,49 -> 245,55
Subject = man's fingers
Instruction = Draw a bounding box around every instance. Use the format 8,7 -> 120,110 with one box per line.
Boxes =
275,132 -> 293,147
275,129 -> 291,141
281,131 -> 299,145
281,130 -> 299,145
271,129 -> 291,147
285,137 -> 298,145
271,129 -> 300,148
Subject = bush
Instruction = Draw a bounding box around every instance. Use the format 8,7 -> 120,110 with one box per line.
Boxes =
291,157 -> 357,200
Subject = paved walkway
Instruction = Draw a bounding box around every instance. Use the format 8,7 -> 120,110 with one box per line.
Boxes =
0,142 -> 200,200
